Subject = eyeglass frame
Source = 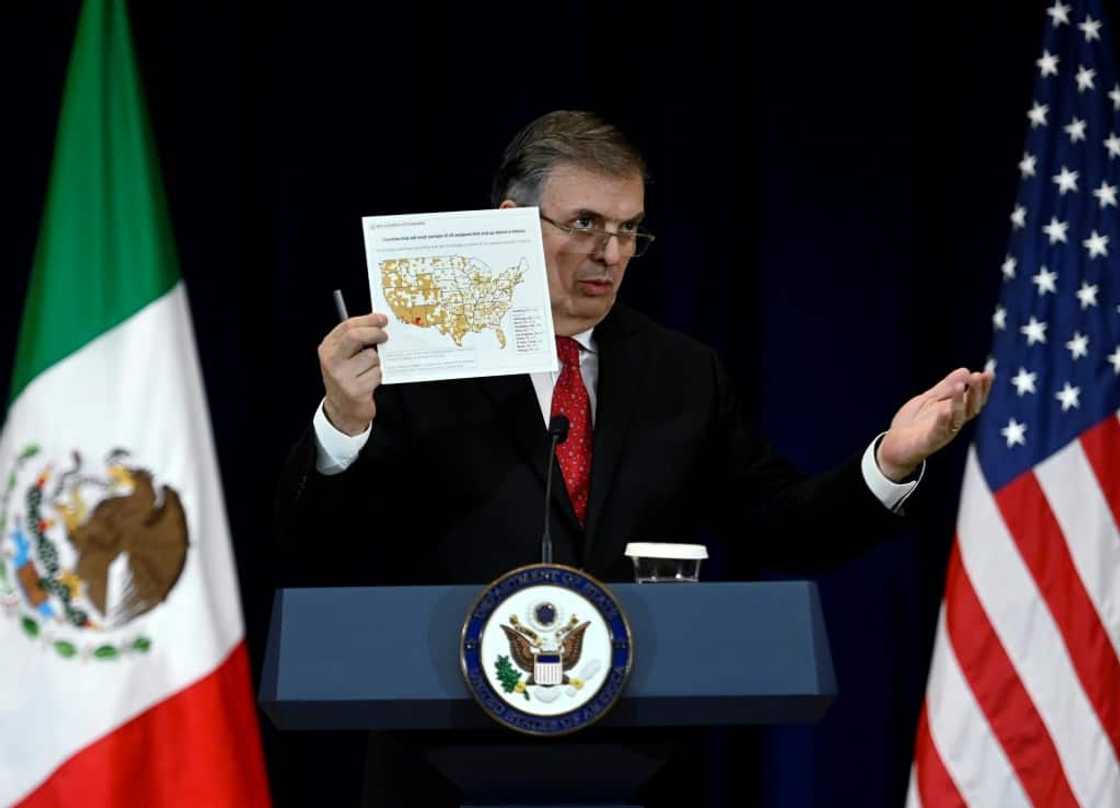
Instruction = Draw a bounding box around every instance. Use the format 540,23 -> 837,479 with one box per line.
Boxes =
538,212 -> 656,258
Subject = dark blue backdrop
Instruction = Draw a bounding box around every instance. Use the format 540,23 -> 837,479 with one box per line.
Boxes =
6,1 -> 1106,805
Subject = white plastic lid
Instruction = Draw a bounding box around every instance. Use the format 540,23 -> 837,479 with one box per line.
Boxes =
624,542 -> 709,560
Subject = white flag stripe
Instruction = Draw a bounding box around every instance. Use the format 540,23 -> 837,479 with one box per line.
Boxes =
904,764 -> 922,808
0,284 -> 242,801
957,449 -> 1120,805
923,605 -> 1030,807
1035,435 -> 1120,661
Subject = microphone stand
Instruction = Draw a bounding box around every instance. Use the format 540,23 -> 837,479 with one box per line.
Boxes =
541,415 -> 569,564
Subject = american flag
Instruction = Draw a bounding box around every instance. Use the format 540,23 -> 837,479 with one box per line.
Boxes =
907,1 -> 1120,805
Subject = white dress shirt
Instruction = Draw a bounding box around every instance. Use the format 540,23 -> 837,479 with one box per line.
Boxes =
312,327 -> 921,512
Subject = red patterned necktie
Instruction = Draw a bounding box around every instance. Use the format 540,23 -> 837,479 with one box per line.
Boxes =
551,336 -> 592,525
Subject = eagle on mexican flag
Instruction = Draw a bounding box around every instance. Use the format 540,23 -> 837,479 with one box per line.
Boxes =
0,1 -> 270,804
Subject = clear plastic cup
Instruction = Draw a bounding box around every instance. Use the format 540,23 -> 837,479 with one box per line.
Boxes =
624,542 -> 708,583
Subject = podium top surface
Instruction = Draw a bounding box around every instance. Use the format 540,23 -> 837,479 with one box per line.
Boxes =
260,580 -> 836,731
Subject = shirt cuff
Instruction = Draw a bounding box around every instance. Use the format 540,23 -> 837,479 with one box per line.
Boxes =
860,432 -> 923,513
313,399 -> 370,475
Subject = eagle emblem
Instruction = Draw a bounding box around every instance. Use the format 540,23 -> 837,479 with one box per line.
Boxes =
461,564 -> 632,735
498,602 -> 592,690
0,445 -> 189,660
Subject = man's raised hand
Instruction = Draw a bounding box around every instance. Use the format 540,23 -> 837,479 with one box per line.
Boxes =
876,367 -> 994,482
317,313 -> 389,436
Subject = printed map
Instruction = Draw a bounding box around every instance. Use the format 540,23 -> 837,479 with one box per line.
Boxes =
380,256 -> 527,348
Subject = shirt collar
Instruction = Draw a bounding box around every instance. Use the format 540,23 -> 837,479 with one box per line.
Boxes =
570,327 -> 597,354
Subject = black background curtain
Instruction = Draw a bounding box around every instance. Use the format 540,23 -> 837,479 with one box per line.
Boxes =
5,1 -> 1102,805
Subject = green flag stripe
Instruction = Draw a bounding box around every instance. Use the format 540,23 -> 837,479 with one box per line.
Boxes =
8,0 -> 179,408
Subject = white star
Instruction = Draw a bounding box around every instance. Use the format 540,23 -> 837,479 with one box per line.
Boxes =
1032,266 -> 1058,295
1021,316 -> 1048,345
1092,180 -> 1118,208
1001,255 -> 1017,279
1110,346 -> 1120,374
993,305 -> 1008,330
1037,50 -> 1060,77
1019,152 -> 1037,177
1111,84 -> 1120,111
1011,367 -> 1038,395
1047,1 -> 1071,26
1106,132 -> 1120,159
1053,166 -> 1079,194
1027,102 -> 1049,128
984,356 -> 998,377
1080,15 -> 1102,41
1055,383 -> 1081,411
1065,117 -> 1087,142
1076,281 -> 1099,309
1084,230 -> 1110,258
1011,205 -> 1027,229
1075,65 -> 1097,92
1066,331 -> 1089,360
1002,418 -> 1027,448
1042,216 -> 1069,244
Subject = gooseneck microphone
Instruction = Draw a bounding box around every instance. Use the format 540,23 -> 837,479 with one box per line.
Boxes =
541,415 -> 570,564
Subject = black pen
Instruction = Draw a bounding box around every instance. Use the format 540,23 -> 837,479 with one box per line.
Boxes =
332,289 -> 349,322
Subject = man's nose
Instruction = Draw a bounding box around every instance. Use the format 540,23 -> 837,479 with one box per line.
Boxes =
595,232 -> 623,266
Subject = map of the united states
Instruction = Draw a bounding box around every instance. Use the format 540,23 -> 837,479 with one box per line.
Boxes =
381,256 -> 527,348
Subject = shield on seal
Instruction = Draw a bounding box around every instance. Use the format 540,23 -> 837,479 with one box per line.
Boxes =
534,652 -> 563,685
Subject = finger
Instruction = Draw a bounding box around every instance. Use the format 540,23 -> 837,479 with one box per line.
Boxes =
355,365 -> 382,390
332,325 -> 389,358
336,358 -> 381,400
948,383 -> 967,432
927,367 -> 971,401
980,371 -> 994,407
964,372 -> 985,420
344,312 -> 389,329
929,398 -> 956,446
967,370 -> 993,418
964,390 -> 980,422
329,312 -> 388,344
348,347 -> 381,377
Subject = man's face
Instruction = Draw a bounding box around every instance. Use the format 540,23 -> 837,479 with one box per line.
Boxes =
502,163 -> 645,336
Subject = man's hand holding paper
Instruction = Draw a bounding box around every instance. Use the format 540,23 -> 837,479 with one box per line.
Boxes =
318,312 -> 389,436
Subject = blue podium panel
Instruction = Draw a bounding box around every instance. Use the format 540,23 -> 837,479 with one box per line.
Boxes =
259,581 -> 836,731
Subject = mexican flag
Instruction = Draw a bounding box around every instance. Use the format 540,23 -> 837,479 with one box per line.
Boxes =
0,2 -> 270,805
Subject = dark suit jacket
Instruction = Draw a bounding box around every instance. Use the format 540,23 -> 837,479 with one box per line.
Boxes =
274,302 -> 911,807
276,303 -> 902,585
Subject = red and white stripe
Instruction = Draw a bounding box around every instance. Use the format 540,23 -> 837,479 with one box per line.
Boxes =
909,417 -> 1120,807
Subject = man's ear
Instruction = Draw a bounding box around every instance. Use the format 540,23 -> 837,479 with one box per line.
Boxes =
498,200 -> 518,210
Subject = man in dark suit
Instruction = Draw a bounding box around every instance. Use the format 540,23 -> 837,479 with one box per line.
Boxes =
275,110 -> 992,806
279,110 -> 991,584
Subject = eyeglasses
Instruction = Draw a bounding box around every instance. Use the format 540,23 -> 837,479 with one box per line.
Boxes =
539,213 -> 656,258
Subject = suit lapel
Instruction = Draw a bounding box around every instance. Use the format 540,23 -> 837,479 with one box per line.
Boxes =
583,306 -> 646,565
476,373 -> 581,531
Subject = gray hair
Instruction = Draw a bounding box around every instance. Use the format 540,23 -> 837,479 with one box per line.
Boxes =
490,111 -> 648,207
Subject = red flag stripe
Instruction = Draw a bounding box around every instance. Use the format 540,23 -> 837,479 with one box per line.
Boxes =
16,642 -> 270,808
995,471 -> 1120,763
913,702 -> 967,807
944,541 -> 1080,807
1080,414 -> 1120,538
918,600 -> 1030,802
1035,429 -> 1120,664
918,604 -> 1031,806
954,450 -> 1120,802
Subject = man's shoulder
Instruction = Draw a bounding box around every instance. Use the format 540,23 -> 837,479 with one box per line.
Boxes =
600,302 -> 719,361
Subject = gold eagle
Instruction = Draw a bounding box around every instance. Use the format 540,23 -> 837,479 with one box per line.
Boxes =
499,621 -> 590,685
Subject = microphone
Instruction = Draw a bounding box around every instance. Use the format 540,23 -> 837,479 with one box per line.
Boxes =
541,415 -> 570,564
